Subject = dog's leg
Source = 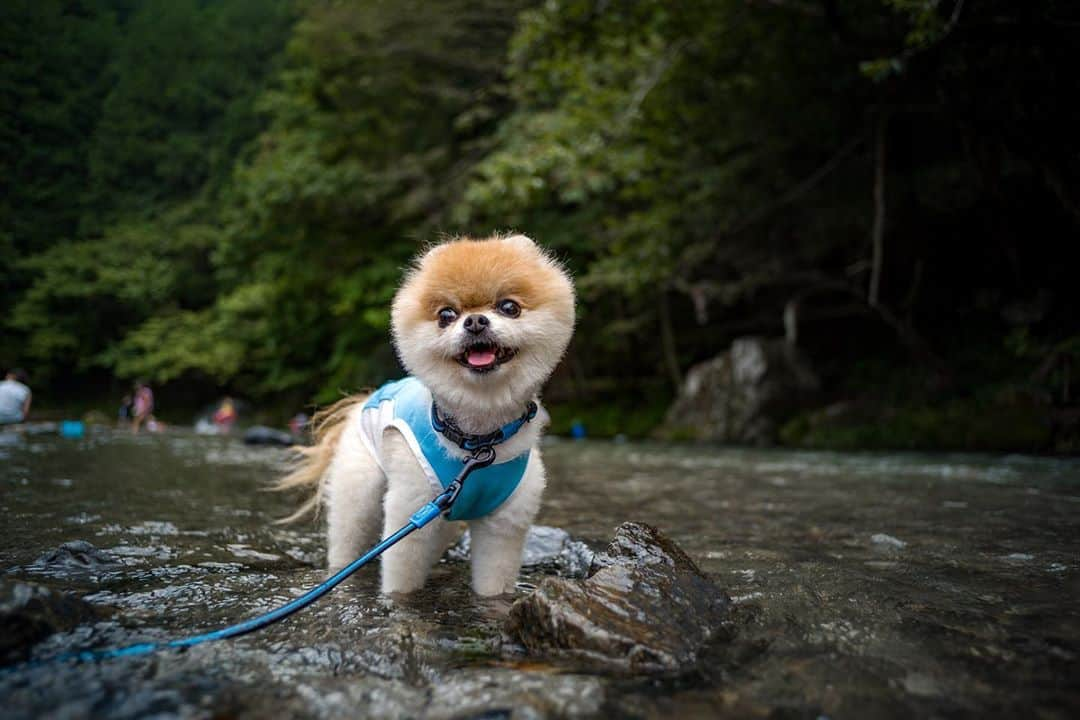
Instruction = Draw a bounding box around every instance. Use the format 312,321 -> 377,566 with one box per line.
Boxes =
467,456 -> 546,596
324,430 -> 386,572
378,431 -> 460,594
468,518 -> 530,596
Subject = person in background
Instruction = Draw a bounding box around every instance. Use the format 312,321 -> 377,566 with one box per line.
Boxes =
131,380 -> 155,434
118,394 -> 133,425
212,396 -> 238,433
0,368 -> 32,425
288,412 -> 309,437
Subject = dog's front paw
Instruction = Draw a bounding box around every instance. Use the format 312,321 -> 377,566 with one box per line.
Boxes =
471,573 -> 518,597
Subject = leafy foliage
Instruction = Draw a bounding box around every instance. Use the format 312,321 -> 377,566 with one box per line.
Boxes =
0,0 -> 119,372
3,0 -> 1078,446
3,0 -> 294,385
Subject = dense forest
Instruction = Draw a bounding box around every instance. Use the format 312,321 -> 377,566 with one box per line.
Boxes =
2,0 -> 1077,451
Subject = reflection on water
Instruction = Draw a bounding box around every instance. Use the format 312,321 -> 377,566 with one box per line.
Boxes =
1,429 -> 1078,718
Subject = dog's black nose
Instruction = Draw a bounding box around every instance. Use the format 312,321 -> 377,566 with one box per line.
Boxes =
463,314 -> 489,334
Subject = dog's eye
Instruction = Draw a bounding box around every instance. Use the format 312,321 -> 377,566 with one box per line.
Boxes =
437,307 -> 458,327
496,299 -> 521,318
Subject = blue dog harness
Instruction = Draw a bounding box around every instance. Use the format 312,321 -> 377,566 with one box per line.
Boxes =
359,377 -> 534,521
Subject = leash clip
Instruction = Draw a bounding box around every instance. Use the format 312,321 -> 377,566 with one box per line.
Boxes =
434,445 -> 496,513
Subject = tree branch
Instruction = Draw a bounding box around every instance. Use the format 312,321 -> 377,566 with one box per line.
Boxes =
746,0 -> 824,17
868,113 -> 887,307
793,272 -> 950,378
619,39 -> 689,131
658,291 -> 683,391
727,133 -> 864,236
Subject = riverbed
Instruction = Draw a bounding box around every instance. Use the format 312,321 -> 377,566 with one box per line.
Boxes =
2,428 -> 1078,718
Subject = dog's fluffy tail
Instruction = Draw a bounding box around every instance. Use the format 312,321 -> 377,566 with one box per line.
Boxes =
271,395 -> 365,524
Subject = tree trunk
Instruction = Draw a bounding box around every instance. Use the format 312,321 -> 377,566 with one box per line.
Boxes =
783,297 -> 800,346
658,290 -> 683,392
869,113 -> 888,307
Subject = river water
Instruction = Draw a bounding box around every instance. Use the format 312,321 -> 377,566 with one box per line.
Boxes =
1,428 -> 1078,718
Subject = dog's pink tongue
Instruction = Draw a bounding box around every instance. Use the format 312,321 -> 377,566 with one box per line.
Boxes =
467,348 -> 497,367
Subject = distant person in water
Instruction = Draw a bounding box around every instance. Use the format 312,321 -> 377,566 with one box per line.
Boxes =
131,380 -> 155,434
118,394 -> 133,424
212,396 -> 238,432
288,412 -> 309,437
0,368 -> 32,425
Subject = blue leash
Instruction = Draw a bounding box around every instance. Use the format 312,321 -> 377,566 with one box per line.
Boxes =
17,446 -> 496,668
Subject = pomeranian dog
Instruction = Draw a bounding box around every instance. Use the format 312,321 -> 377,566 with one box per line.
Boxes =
278,234 -> 575,596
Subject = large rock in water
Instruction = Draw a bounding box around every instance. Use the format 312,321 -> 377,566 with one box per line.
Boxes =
661,336 -> 820,444
0,580 -> 104,664
504,522 -> 730,674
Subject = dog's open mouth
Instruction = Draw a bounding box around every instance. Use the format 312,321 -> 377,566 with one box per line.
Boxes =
456,341 -> 517,373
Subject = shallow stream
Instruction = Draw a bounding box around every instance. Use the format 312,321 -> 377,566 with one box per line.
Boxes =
2,429 -> 1078,718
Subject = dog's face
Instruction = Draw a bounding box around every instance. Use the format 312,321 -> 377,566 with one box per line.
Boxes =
391,234 -> 575,405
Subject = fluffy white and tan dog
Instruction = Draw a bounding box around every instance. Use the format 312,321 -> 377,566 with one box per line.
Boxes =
278,234 -> 575,596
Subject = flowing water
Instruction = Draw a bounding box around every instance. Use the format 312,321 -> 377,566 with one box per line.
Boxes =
1,428 -> 1078,718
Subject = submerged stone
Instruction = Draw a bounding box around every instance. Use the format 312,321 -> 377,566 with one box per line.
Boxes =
870,533 -> 906,550
427,669 -> 604,720
241,667 -> 604,720
34,540 -> 122,573
0,580 -> 103,664
243,426 -> 296,446
504,522 -> 731,674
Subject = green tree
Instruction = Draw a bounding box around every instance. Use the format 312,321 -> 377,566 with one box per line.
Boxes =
458,0 -> 1079,397
459,0 -> 872,388
83,0 -> 294,228
7,0 -> 294,385
0,0 -> 118,370
132,0 -> 529,400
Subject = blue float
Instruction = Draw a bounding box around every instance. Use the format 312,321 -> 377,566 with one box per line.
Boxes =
59,420 -> 85,438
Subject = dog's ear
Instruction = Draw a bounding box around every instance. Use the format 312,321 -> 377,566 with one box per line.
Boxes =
417,238 -> 458,265
502,233 -> 537,250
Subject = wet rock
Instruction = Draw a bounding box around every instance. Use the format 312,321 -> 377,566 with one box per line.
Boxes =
870,533 -> 906,550
504,522 -> 731,674
289,675 -> 428,720
243,426 -> 297,446
81,410 -> 111,426
34,540 -> 121,573
285,668 -> 603,720
19,422 -> 59,435
428,669 -> 604,720
659,336 -> 819,444
0,579 -> 103,663
446,526 -> 595,578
